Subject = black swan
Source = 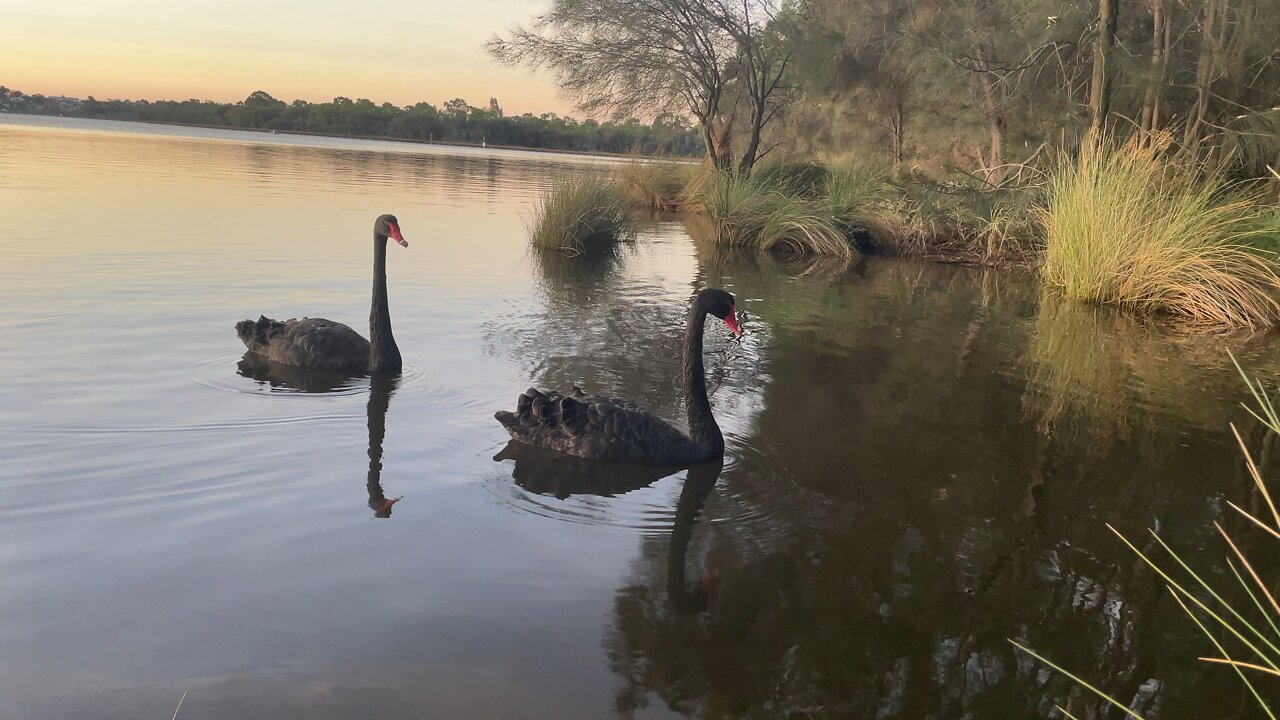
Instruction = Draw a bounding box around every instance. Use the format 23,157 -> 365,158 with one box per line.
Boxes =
495,288 -> 743,465
236,214 -> 408,373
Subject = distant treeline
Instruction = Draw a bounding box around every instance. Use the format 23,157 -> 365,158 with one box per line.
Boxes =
0,87 -> 704,156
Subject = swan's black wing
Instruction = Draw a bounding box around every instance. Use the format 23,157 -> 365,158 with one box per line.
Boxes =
235,316 -> 369,372
495,387 -> 699,465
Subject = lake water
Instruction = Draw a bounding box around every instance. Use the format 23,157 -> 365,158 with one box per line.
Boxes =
2,114 -> 1279,719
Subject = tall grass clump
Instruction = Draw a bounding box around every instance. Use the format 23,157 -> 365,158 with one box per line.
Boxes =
1013,356 -> 1280,719
619,159 -> 693,212
752,159 -> 830,199
1039,135 -> 1280,330
691,171 -> 853,258
529,175 -> 633,255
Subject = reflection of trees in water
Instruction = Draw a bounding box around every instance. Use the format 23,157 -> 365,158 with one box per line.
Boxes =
604,255 -> 1271,718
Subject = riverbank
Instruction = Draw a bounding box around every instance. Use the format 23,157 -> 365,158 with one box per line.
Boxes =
540,143 -> 1280,330
0,108 -> 699,160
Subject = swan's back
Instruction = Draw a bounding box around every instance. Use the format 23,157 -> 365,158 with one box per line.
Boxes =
495,387 -> 706,465
236,315 -> 369,372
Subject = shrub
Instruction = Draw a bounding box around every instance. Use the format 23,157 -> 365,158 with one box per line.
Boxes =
1039,136 -> 1280,330
690,171 -> 853,258
529,175 -> 634,255
752,159 -> 830,199
618,159 -> 694,212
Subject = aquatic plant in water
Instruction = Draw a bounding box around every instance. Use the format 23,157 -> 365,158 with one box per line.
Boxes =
529,175 -> 634,256
688,171 -> 854,259
1038,135 -> 1280,330
619,158 -> 693,212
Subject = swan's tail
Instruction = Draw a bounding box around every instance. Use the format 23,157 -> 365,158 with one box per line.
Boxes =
236,315 -> 286,353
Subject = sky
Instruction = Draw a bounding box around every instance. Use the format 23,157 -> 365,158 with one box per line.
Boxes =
0,0 -> 574,115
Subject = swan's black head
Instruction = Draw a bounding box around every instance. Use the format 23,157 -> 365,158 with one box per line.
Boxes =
376,214 -> 408,248
698,288 -> 743,338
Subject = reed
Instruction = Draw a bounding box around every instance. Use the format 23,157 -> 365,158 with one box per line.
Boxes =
529,175 -> 634,255
618,158 -> 694,212
689,171 -> 854,258
1039,135 -> 1280,330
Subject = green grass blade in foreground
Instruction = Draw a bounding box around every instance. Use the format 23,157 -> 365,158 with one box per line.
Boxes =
1169,590 -> 1277,720
1008,640 -> 1145,719
1108,525 -> 1280,668
1226,556 -> 1280,642
1230,351 -> 1280,436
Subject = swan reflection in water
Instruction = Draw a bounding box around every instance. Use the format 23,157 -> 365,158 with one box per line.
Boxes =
494,442 -> 722,612
237,353 -> 403,517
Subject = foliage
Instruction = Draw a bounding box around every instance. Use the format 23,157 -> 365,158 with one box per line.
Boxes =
618,159 -> 695,212
488,0 -> 797,171
773,0 -> 1280,184
752,158 -> 830,198
5,88 -> 702,156
1038,135 -> 1280,330
1014,357 -> 1280,719
688,171 -> 853,258
529,175 -> 634,255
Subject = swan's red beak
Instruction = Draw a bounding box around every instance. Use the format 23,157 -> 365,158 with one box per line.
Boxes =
722,308 -> 743,338
388,223 -> 408,248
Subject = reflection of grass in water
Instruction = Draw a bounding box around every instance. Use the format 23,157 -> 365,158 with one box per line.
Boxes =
1015,364 -> 1280,719
1023,293 -> 1254,442
1023,295 -> 1136,443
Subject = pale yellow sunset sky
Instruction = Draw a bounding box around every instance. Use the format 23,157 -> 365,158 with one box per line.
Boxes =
0,0 -> 575,115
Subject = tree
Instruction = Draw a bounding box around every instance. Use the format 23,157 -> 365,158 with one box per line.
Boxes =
487,0 -> 740,167
706,0 -> 796,171
1088,0 -> 1119,137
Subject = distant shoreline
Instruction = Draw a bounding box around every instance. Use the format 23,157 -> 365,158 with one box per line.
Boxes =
1,111 -> 698,162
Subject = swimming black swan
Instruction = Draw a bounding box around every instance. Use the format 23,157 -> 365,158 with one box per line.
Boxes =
236,214 -> 408,373
495,288 -> 743,465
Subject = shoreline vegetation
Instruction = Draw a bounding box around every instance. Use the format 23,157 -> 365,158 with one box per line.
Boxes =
0,87 -> 704,158
494,0 -> 1280,331
529,146 -> 1280,331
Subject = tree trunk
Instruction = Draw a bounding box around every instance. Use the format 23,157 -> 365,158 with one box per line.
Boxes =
1089,0 -> 1120,137
1153,4 -> 1171,132
1138,0 -> 1166,143
1183,0 -> 1220,154
700,122 -> 724,170
975,46 -> 1008,185
891,97 -> 906,165
738,97 -> 766,174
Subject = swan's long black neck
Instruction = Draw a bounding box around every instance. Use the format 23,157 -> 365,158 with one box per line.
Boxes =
683,299 -> 723,455
368,233 -> 401,373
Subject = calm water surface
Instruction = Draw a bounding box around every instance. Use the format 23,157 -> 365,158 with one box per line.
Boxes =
3,115 -> 1280,719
